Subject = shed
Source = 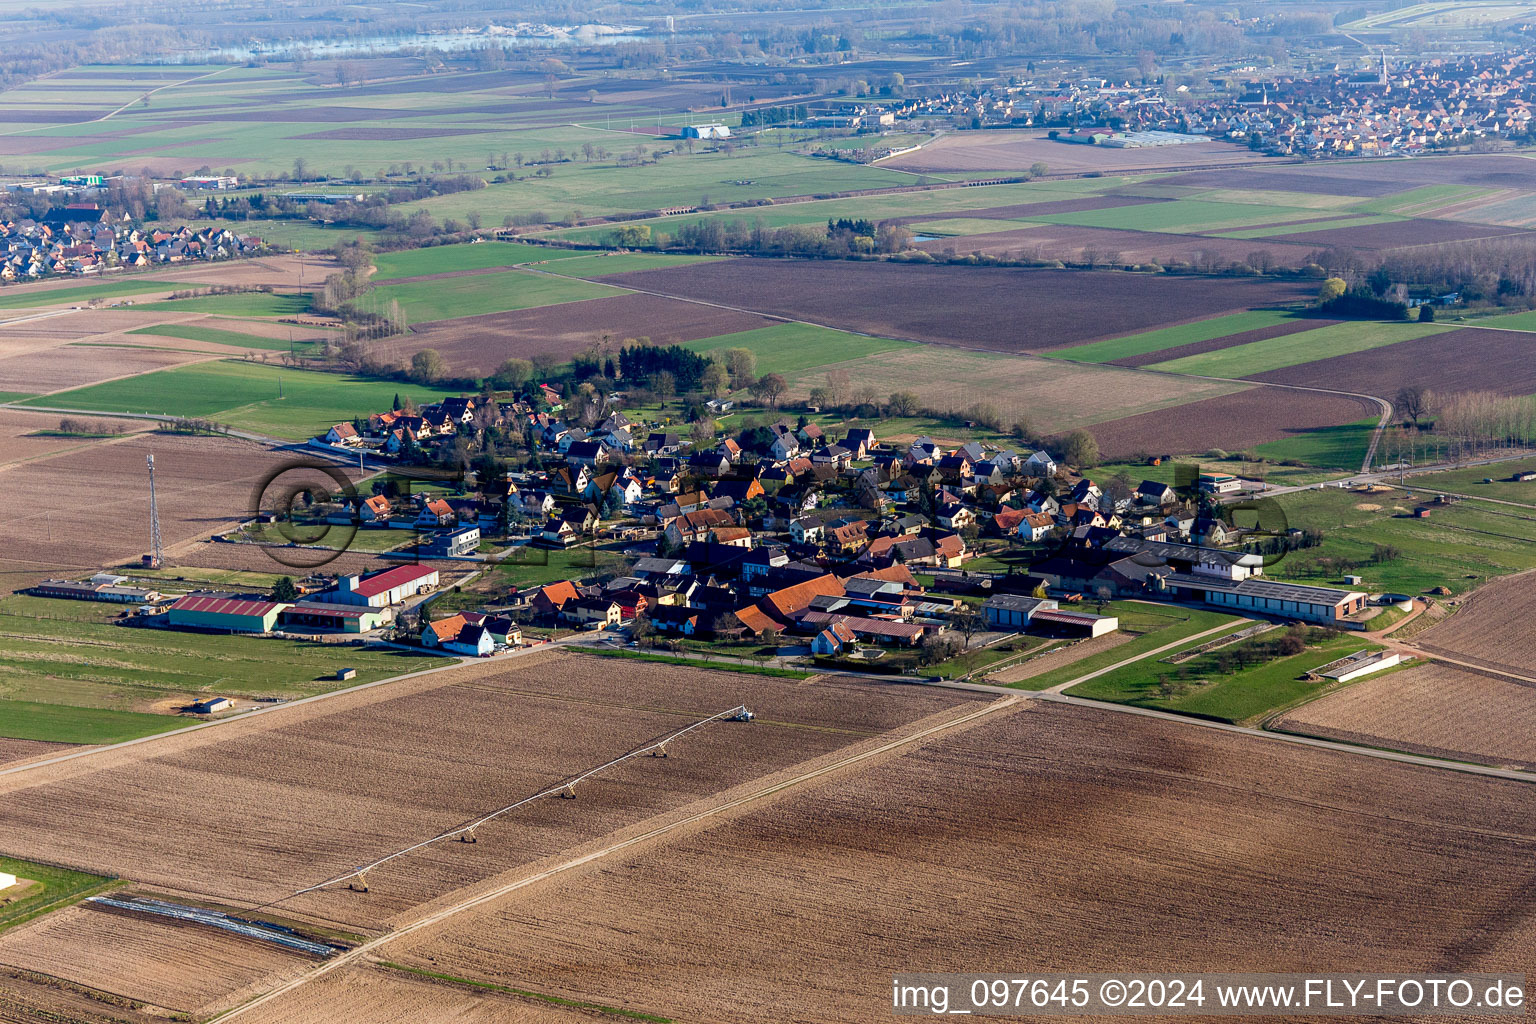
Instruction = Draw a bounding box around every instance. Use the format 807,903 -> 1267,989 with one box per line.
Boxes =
189,697 -> 234,714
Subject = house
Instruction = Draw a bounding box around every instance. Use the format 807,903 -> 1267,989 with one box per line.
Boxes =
811,620 -> 859,655
826,520 -> 869,554
531,580 -> 581,619
1025,450 -> 1057,477
421,613 -> 469,647
842,428 -> 878,458
1199,472 -> 1243,494
565,439 -> 608,468
1017,510 -> 1056,542
169,594 -> 288,633
732,573 -> 846,636
359,494 -> 392,523
445,623 -> 494,656
936,502 -> 975,531
789,516 -> 825,545
688,450 -> 731,478
797,611 -> 924,645
325,423 -> 359,446
423,525 -> 481,558
563,596 -> 622,628
328,565 -> 440,607
1137,480 -> 1178,505
416,498 -> 456,529
665,507 -> 735,548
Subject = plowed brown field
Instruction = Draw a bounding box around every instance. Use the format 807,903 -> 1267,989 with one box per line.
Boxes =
0,903 -> 313,1017
394,292 -> 771,374
244,963 -> 597,1024
0,432 -> 326,578
1253,327 -> 1536,398
1083,386 -> 1379,460
0,653 -> 982,936
1273,661 -> 1536,769
595,260 -> 1309,354
1414,572 -> 1536,678
384,700 -> 1536,1024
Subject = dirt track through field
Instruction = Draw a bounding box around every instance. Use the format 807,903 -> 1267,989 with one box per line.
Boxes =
219,692 -> 1023,1022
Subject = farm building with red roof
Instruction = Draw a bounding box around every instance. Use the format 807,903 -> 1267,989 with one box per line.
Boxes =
329,565 -> 441,608
168,594 -> 290,633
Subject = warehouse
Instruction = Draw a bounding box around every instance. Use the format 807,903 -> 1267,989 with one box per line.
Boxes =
327,565 -> 440,608
982,594 -> 1054,630
30,579 -> 162,603
278,601 -> 393,633
1161,574 -> 1368,624
168,594 -> 288,633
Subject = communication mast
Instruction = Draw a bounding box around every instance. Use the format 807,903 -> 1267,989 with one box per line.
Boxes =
145,454 -> 163,568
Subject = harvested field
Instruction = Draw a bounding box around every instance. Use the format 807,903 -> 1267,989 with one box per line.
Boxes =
0,409 -> 142,469
0,344 -> 215,395
394,292 -> 771,374
892,194 -> 1160,223
0,653 -> 984,936
915,223 -> 1321,266
295,126 -> 495,141
1414,572 -> 1536,678
0,972 -> 164,1024
1109,317 -> 1339,367
597,259 -> 1310,354
0,432 -> 323,576
0,902 -> 315,1016
1084,387 -> 1380,461
1263,216 -> 1527,249
781,346 -> 1244,434
883,131 -> 1274,174
1165,154 -> 1536,196
386,701 -> 1536,1024
0,737 -> 73,768
1273,661 -> 1536,770
250,963 -> 598,1024
1252,327 -> 1536,397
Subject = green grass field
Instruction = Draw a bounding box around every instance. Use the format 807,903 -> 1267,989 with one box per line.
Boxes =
126,323 -> 317,352
682,322 -> 912,378
1006,603 -> 1242,691
0,278 -> 193,309
1148,320 -> 1453,378
1252,418 -> 1381,470
371,241 -> 589,282
0,856 -> 119,937
1472,310 -> 1536,331
20,360 -> 464,438
544,252 -> 725,279
1049,310 -> 1302,364
135,291 -> 313,317
1271,487 -> 1536,594
1065,630 -> 1377,725
374,269 -> 622,324
0,595 -> 439,731
1032,199 -> 1321,234
1400,455 -> 1536,504
1210,214 -> 1403,240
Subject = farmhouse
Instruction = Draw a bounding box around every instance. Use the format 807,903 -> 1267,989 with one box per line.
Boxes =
168,594 -> 288,633
328,565 -> 440,607
1162,575 -> 1368,624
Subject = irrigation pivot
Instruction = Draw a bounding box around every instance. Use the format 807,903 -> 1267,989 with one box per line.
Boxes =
260,704 -> 754,907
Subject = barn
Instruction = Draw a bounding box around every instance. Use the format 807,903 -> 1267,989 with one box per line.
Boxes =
327,565 -> 440,608
168,595 -> 288,633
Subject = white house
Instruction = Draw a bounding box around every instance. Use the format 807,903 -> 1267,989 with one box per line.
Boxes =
1025,450 -> 1057,477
